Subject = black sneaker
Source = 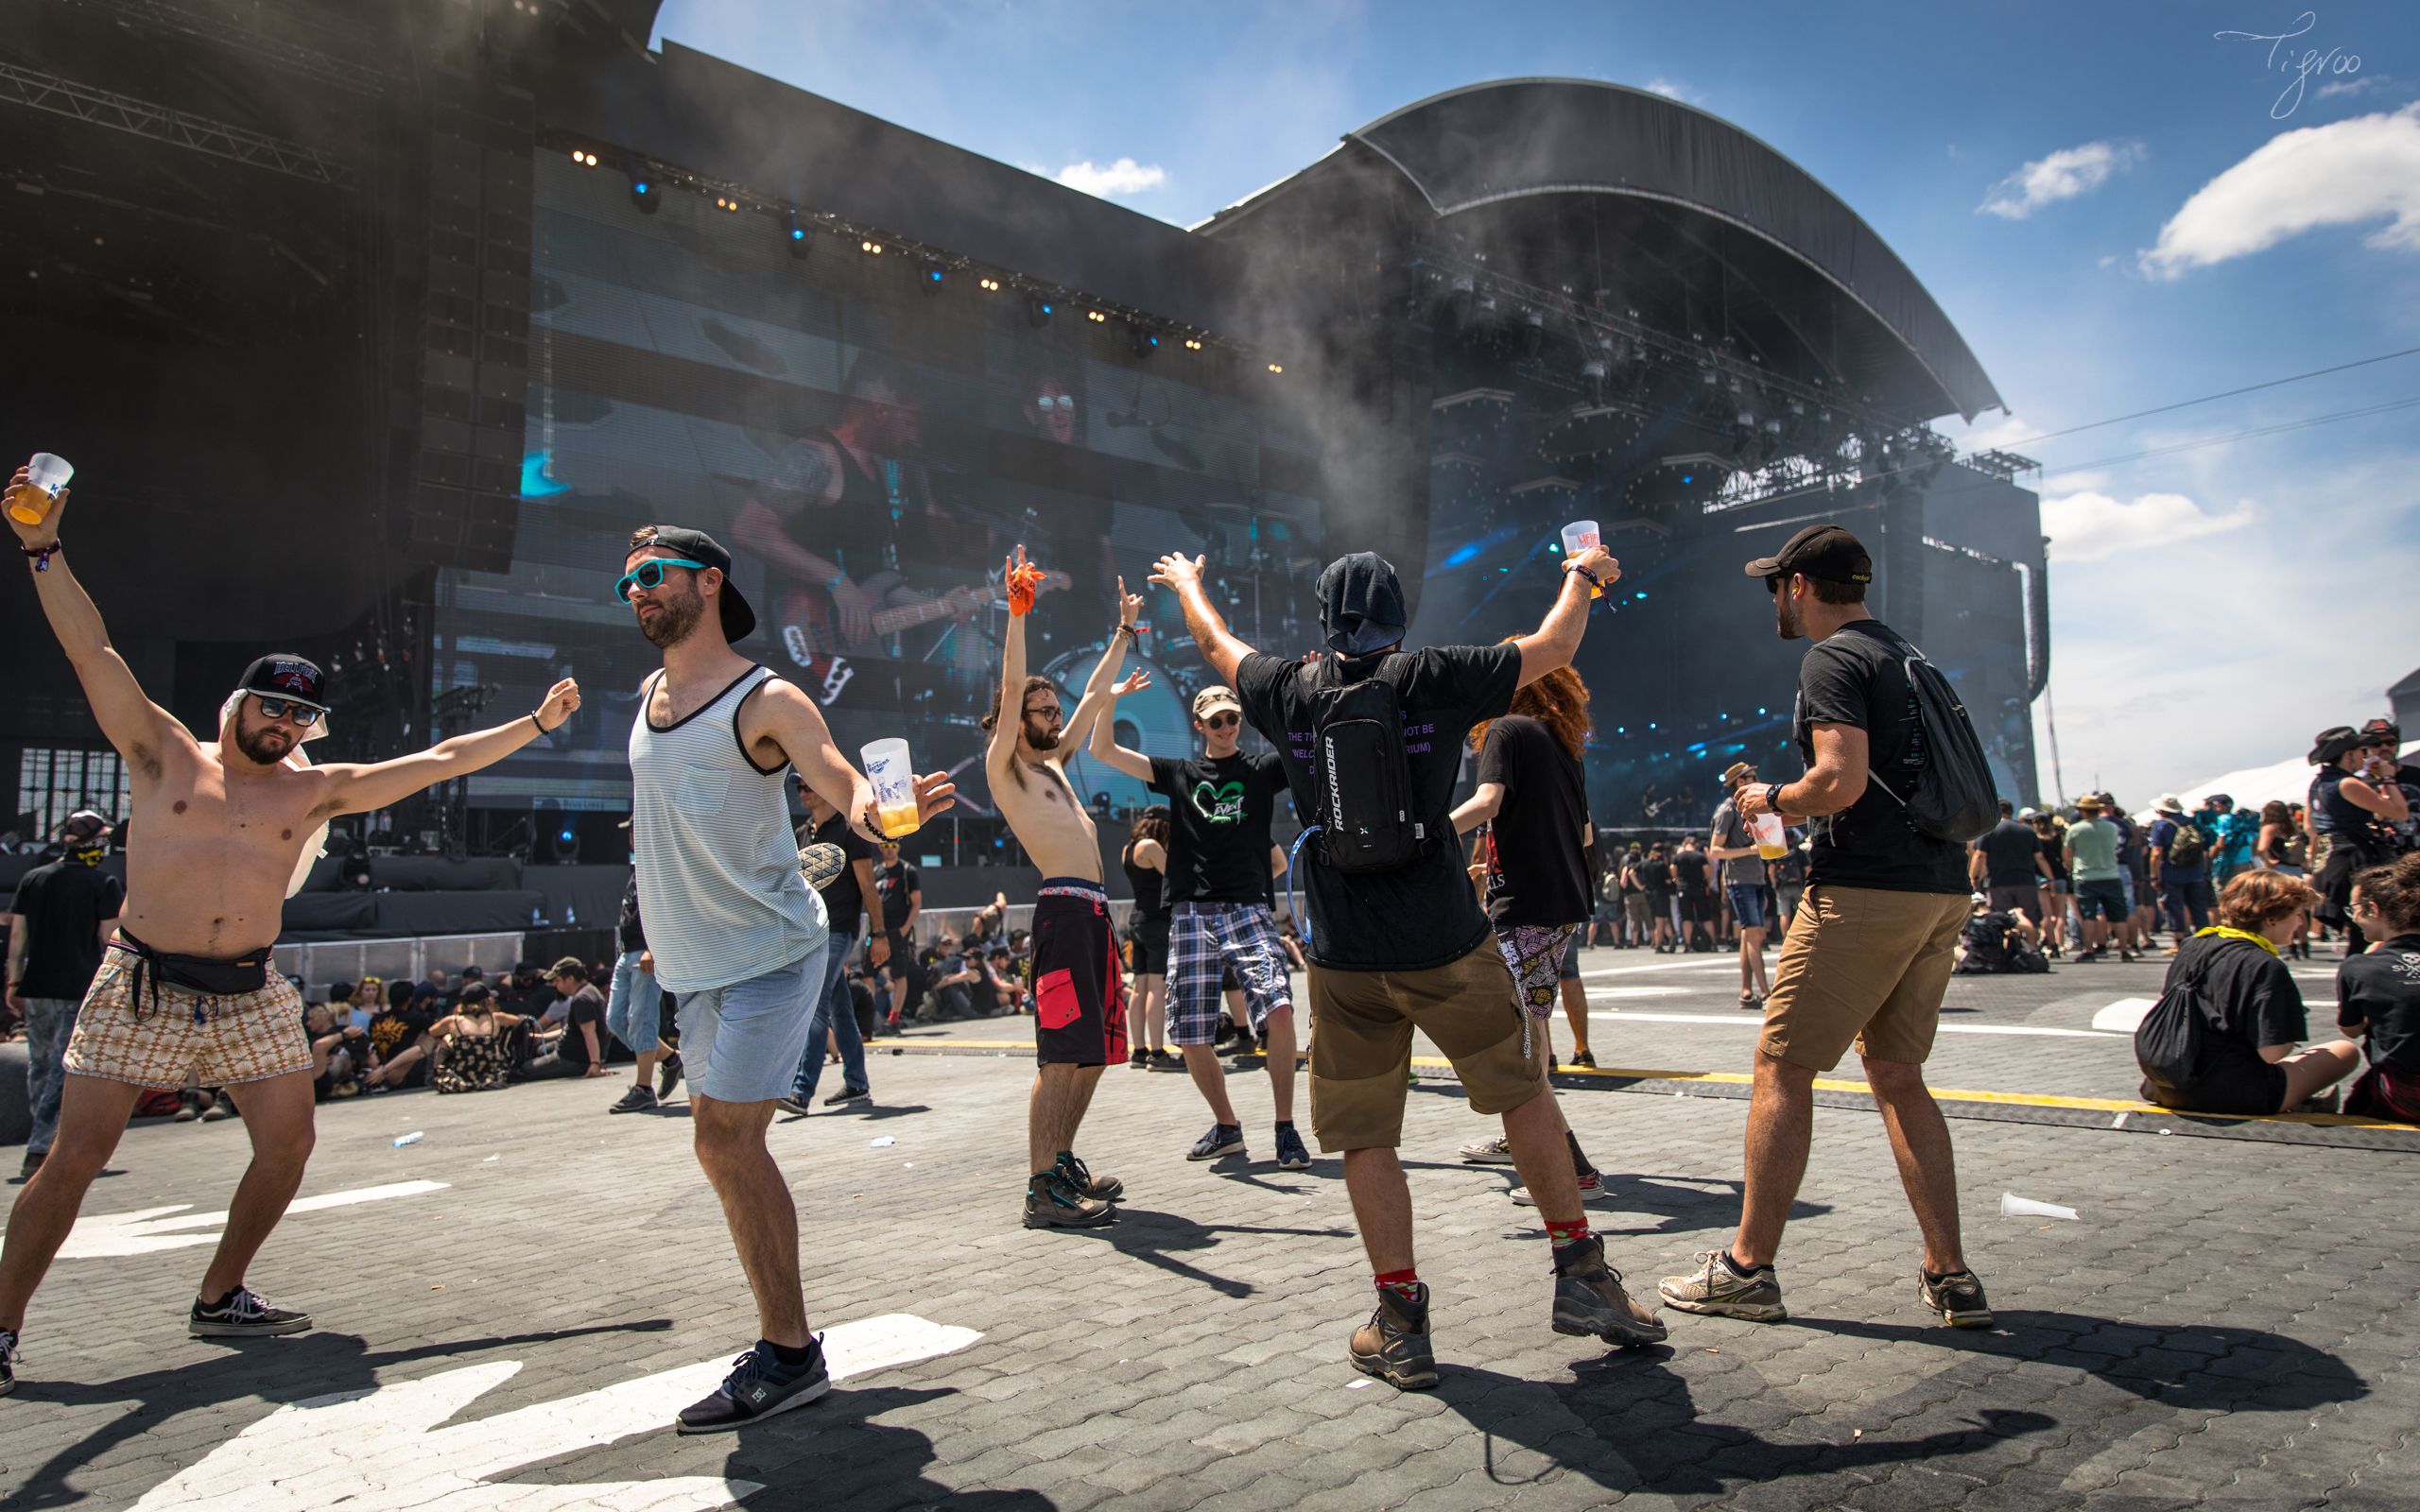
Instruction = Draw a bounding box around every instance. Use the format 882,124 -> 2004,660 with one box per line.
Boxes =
775,1095 -> 810,1116
17,1151 -> 43,1181
1023,1168 -> 1115,1228
189,1286 -> 312,1338
1,1326 -> 16,1397
676,1338 -> 831,1434
1570,1050 -> 1598,1070
1186,1123 -> 1246,1161
1349,1284 -> 1438,1390
822,1085 -> 870,1108
608,1085 -> 658,1115
1550,1236 -> 1668,1347
656,1053 -> 684,1101
1918,1268 -> 1995,1329
1055,1150 -> 1124,1202
1149,1049 -> 1186,1073
1128,1048 -> 1150,1069
1273,1125 -> 1312,1171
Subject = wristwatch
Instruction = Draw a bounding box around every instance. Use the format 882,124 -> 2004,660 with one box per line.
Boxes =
1764,782 -> 1785,813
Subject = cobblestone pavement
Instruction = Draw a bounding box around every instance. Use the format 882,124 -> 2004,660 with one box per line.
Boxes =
3,954 -> 2414,1510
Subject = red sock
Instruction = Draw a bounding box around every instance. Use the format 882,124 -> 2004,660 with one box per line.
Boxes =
1545,1217 -> 1591,1251
1374,1268 -> 1422,1303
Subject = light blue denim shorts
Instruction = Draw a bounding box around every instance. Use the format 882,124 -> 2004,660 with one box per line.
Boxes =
673,943 -> 826,1104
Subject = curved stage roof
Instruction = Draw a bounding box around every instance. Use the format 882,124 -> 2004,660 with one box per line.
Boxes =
1203,78 -> 2001,424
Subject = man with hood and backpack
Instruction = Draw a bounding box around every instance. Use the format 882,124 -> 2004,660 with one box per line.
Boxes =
1150,540 -> 1667,1392
1658,524 -> 2001,1332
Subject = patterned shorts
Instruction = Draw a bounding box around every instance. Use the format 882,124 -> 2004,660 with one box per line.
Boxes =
63,959 -> 312,1090
1496,922 -> 1582,1019
1167,902 -> 1293,1045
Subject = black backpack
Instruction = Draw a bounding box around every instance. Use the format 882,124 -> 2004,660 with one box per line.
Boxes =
2135,955 -> 2215,1091
1299,653 -> 1429,873
1850,629 -> 2001,845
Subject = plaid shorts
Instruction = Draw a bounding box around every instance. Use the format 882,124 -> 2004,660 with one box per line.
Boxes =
1167,902 -> 1293,1045
1496,922 -> 1582,1019
64,958 -> 312,1090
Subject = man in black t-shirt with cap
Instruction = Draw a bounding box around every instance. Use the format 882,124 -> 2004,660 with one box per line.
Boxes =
6,810 -> 123,1180
1659,523 -> 1993,1333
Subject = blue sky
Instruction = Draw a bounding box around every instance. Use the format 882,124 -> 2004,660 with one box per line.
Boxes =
650,0 -> 2420,802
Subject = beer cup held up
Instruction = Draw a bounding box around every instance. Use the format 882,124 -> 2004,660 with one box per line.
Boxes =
1560,519 -> 1601,597
861,738 -> 922,839
8,454 -> 73,527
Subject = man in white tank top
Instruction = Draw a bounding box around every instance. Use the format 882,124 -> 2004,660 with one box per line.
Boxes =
619,524 -> 953,1434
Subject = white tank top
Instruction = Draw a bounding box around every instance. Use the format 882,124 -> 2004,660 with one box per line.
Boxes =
629,664 -> 826,993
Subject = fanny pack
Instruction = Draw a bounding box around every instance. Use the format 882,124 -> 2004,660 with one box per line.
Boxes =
112,930 -> 271,1023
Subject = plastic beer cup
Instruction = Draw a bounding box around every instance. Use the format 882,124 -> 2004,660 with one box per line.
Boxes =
1560,519 -> 1601,596
8,454 -> 72,527
1753,812 -> 1788,861
861,738 -> 921,839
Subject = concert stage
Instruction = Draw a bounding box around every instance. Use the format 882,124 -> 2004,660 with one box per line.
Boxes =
0,3 -> 2043,863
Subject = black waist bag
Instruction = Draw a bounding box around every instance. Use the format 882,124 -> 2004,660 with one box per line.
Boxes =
1301,653 -> 1428,873
112,931 -> 271,1023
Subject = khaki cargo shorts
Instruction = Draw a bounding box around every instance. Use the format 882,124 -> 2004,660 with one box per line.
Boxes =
1759,884 -> 1970,1071
1305,934 -> 1546,1152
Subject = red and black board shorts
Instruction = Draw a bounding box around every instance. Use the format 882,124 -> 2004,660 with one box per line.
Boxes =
1032,879 -> 1128,1068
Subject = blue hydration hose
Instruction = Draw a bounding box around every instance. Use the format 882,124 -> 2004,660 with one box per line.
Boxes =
1286,825 -> 1322,951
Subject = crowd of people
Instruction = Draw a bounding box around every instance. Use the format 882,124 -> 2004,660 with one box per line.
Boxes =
5,455 -> 2418,1433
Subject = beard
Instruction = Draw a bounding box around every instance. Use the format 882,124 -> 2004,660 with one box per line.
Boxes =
1774,593 -> 1804,642
1023,718 -> 1061,752
233,722 -> 295,765
639,587 -> 703,648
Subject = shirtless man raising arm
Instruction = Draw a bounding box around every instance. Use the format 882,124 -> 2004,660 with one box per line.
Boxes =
986,546 -> 1133,1228
0,465 -> 578,1394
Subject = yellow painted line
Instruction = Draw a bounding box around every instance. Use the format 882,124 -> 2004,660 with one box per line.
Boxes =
868,1041 -> 2420,1132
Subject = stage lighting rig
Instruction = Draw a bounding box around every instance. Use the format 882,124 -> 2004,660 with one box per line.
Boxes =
1024,292 -> 1054,326
919,262 -> 945,294
785,217 -> 810,259
1127,322 -> 1158,358
630,178 -> 656,214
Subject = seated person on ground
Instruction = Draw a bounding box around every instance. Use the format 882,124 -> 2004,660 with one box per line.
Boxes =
2137,870 -> 2361,1114
425,981 -> 530,1093
302,998 -> 371,1100
2337,855 -> 2420,1122
364,978 -> 441,1090
1953,893 -> 2047,974
521,957 -> 610,1079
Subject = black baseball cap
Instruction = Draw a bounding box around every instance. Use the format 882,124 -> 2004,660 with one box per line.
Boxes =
629,524 -> 756,643
1743,524 -> 1873,586
235,653 -> 329,711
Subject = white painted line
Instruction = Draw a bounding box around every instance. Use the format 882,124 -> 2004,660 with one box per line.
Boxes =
1577,959 -> 1743,980
1581,987 -> 1690,1001
132,1313 -> 982,1512
2091,997 -> 2158,1034
21,1180 -> 451,1260
1585,1010 -> 2119,1038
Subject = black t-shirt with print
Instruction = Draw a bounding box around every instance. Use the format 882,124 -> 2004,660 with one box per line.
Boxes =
1149,751 -> 1289,905
1475,714 -> 1592,928
367,1005 -> 440,1063
9,859 -> 125,1000
875,860 -> 919,933
1235,644 -> 1520,971
1792,620 -> 1968,895
2338,933 -> 2420,1075
804,812 -> 877,939
552,984 -> 608,1068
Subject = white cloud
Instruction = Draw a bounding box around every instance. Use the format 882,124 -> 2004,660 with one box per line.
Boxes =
2316,74 -> 2387,101
1979,141 -> 2144,219
2038,490 -> 2256,563
1642,77 -> 1697,103
1048,158 -> 1167,198
2138,104 -> 2420,277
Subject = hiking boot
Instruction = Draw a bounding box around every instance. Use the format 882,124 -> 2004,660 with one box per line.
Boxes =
1658,1250 -> 1786,1322
0,1327 -> 16,1397
1274,1125 -> 1312,1171
175,1092 -> 204,1122
822,1085 -> 871,1108
1511,1170 -> 1618,1207
608,1085 -> 658,1115
1349,1284 -> 1438,1390
1186,1123 -> 1246,1161
677,1338 -> 830,1434
1551,1236 -> 1668,1347
1055,1151 -> 1124,1203
189,1286 -> 313,1338
656,1053 -> 684,1100
200,1094 -> 236,1123
1458,1134 -> 1516,1165
1024,1168 -> 1115,1228
1918,1268 -> 1995,1329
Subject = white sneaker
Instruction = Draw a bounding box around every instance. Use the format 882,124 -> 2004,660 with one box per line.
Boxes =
1511,1172 -> 1618,1207
1458,1135 -> 1516,1164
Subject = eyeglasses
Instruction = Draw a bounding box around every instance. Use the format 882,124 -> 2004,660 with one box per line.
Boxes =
1202,713 -> 1240,730
615,558 -> 707,602
1025,705 -> 1063,721
255,696 -> 323,727
1032,394 -> 1074,410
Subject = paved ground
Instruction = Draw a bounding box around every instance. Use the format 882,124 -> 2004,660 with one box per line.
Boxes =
4,939 -> 2414,1510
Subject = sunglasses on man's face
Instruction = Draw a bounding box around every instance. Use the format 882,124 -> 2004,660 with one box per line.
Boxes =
615,557 -> 707,602
255,696 -> 322,728
1201,713 -> 1240,730
1032,394 -> 1074,410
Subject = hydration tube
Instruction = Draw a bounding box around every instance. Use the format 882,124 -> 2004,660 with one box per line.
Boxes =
1286,825 -> 1323,951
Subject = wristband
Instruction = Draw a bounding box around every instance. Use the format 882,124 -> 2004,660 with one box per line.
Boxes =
824,571 -> 850,591
1115,624 -> 1138,642
529,711 -> 550,735
1571,564 -> 1602,591
22,541 -> 60,572
1765,783 -> 1785,813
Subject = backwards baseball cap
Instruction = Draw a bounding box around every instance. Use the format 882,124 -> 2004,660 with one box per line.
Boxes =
1743,524 -> 1873,585
1316,552 -> 1408,657
60,809 -> 111,841
1192,685 -> 1243,721
629,524 -> 755,643
236,653 -> 329,712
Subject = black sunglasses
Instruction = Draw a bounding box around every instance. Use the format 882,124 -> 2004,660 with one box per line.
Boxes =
615,557 -> 707,602
1201,713 -> 1240,730
1764,574 -> 1785,596
255,696 -> 322,727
